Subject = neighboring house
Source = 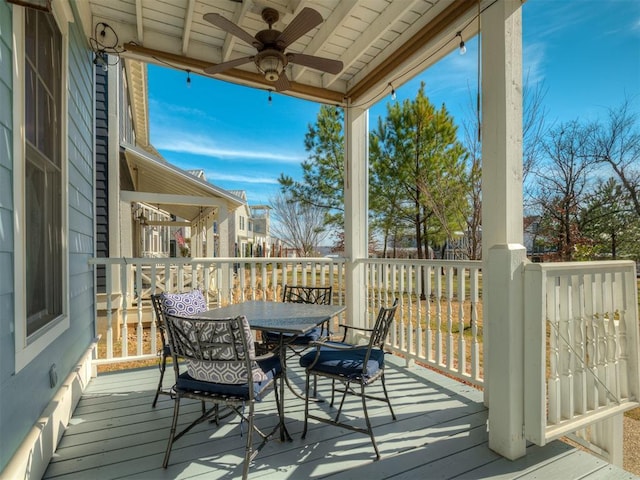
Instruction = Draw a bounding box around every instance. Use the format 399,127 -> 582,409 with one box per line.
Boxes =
229,190 -> 273,258
96,60 -> 244,265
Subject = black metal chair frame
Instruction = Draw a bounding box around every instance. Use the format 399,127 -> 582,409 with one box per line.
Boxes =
263,285 -> 333,355
301,299 -> 399,459
262,285 -> 333,399
150,294 -> 170,407
161,311 -> 285,479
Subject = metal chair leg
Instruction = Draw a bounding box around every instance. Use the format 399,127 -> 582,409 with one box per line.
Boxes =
152,352 -> 166,408
381,373 -> 396,420
361,383 -> 380,460
302,373 -> 311,439
162,394 -> 181,468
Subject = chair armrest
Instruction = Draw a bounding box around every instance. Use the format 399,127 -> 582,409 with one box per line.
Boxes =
308,339 -> 367,351
254,351 -> 279,362
336,323 -> 375,342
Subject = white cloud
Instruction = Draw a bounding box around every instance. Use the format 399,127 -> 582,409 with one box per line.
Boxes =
152,128 -> 305,164
206,172 -> 280,184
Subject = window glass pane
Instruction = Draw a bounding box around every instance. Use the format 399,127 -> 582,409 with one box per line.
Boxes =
24,9 -> 63,338
25,8 -> 36,63
25,64 -> 36,144
37,13 -> 55,92
25,161 -> 46,319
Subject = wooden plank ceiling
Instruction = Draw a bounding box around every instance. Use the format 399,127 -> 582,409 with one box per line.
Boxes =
77,0 -> 483,108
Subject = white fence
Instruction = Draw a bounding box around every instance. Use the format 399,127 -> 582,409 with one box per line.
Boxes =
524,260 -> 640,447
89,257 -> 484,386
363,259 -> 484,387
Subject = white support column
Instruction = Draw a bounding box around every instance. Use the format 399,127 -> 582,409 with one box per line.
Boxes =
481,0 -> 526,460
107,64 -> 121,293
217,203 -> 231,298
344,104 -> 368,331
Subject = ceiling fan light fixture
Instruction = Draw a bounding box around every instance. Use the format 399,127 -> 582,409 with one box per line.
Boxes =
255,50 -> 286,82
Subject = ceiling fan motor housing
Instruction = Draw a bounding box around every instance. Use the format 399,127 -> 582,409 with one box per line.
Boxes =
255,49 -> 287,82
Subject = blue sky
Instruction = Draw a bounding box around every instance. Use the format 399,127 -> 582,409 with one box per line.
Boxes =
148,0 -> 640,206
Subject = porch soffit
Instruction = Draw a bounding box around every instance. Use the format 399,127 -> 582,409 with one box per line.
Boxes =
121,143 -> 244,222
76,0 -> 485,109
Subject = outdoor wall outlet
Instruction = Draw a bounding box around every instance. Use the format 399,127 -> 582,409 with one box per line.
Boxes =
49,364 -> 58,388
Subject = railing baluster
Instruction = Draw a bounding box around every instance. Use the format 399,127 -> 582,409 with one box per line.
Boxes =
446,266 -> 454,370
457,267 -> 466,376
135,262 -> 144,356
470,266 -> 479,381
435,267 -> 443,367
548,276 -> 561,425
120,263 -> 129,358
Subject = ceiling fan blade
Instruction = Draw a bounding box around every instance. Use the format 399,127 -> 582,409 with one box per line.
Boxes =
203,12 -> 263,49
273,73 -> 290,92
287,53 -> 343,75
203,56 -> 254,75
276,7 -> 322,48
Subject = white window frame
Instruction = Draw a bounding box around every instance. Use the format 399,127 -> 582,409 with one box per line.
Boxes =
12,4 -> 70,372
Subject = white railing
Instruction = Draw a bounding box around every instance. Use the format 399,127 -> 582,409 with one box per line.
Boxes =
89,256 -> 484,386
362,259 -> 484,387
524,260 -> 640,447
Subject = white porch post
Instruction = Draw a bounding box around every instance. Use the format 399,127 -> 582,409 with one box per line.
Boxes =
482,0 -> 526,460
216,203 -> 232,301
344,104 -> 368,330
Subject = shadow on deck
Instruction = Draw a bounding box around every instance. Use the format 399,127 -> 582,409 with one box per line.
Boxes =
43,356 -> 636,479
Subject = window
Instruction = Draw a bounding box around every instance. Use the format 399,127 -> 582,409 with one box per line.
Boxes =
14,5 -> 68,371
24,7 -> 63,335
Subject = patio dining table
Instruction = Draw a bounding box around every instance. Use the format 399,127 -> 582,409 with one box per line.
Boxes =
201,300 -> 346,440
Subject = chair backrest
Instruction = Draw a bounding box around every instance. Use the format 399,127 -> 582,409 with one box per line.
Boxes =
151,294 -> 168,346
163,312 -> 267,386
283,285 -> 332,305
369,298 -> 399,350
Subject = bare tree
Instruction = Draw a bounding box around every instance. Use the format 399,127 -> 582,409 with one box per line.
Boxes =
269,192 -> 328,257
592,98 -> 640,217
458,74 -> 548,259
533,121 -> 598,260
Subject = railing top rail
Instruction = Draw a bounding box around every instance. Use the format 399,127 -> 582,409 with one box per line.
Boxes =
88,256 -> 349,266
360,258 -> 482,268
524,259 -> 636,275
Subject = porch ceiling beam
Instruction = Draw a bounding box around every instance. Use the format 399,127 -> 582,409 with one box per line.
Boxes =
122,42 -> 346,104
323,0 -> 420,89
291,0 -> 358,82
221,0 -> 250,62
345,0 -> 474,103
182,0 -> 196,56
121,190 -> 220,207
135,0 -> 143,43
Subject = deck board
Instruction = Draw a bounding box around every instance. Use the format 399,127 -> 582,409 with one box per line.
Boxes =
44,356 -> 638,479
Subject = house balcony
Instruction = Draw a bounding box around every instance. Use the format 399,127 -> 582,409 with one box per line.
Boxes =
63,256 -> 639,478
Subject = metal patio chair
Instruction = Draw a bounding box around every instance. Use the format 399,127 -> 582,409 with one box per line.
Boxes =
161,311 -> 285,479
262,284 -> 333,356
149,290 -> 208,407
299,299 -> 399,459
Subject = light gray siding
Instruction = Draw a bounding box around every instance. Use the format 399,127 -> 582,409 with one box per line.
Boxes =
0,1 -> 14,385
0,2 -> 96,471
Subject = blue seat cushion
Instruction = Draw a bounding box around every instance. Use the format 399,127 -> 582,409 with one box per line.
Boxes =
175,355 -> 281,401
264,326 -> 324,345
299,346 -> 385,380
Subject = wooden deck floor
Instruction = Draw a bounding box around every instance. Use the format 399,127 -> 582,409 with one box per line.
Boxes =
44,356 -> 637,480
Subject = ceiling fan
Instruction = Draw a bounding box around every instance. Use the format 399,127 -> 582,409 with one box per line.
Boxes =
203,7 -> 343,91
